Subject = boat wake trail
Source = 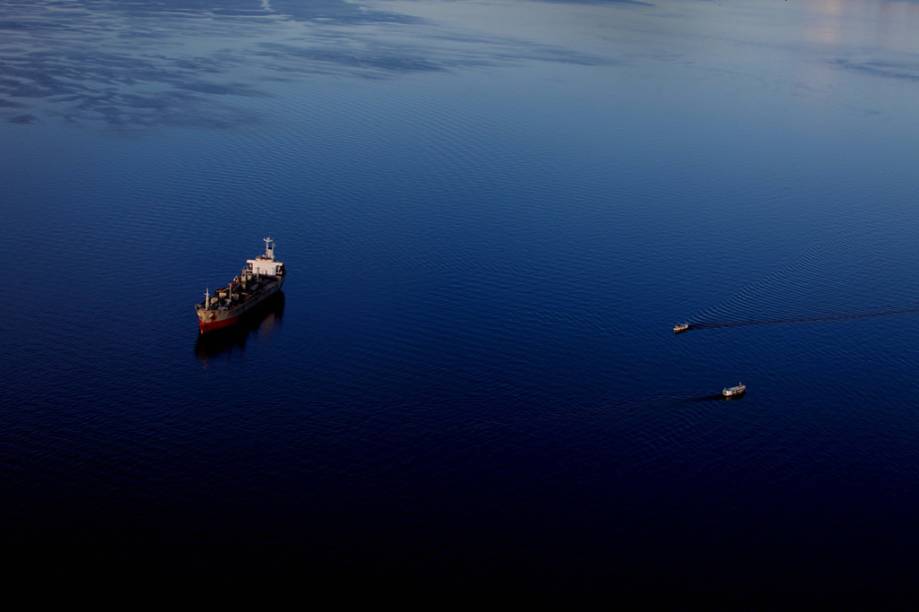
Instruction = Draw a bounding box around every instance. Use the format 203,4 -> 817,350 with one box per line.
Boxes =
688,304 -> 919,332
687,393 -> 730,402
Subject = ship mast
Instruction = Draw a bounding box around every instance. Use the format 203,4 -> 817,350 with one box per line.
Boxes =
204,288 -> 209,310
264,236 -> 275,261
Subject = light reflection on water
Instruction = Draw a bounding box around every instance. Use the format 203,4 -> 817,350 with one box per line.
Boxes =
2,0 -> 919,128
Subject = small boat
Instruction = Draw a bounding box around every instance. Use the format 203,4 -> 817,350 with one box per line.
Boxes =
673,322 -> 690,334
722,383 -> 746,398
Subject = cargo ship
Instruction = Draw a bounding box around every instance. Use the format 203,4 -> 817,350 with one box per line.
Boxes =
195,237 -> 286,334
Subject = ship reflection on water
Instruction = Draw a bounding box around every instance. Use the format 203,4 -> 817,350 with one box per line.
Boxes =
194,292 -> 285,363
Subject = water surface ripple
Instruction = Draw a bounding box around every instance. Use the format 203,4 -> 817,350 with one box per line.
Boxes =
4,0 -> 919,593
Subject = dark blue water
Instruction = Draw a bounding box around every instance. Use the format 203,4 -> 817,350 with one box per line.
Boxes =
4,0 -> 919,593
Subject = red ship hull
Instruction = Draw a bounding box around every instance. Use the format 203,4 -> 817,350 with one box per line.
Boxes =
199,315 -> 240,334
197,277 -> 284,334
